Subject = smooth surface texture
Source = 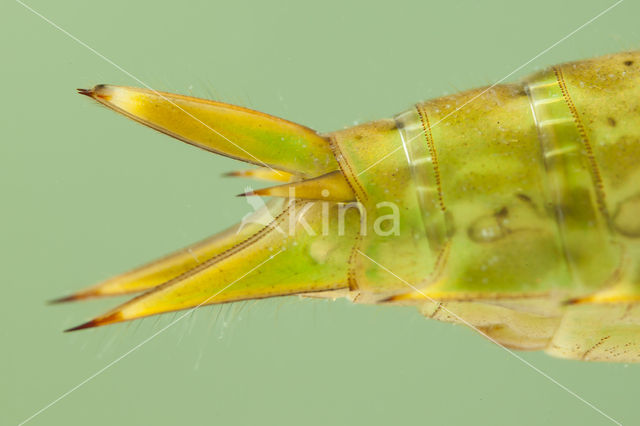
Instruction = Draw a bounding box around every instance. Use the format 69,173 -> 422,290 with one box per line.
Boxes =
4,0 -> 640,424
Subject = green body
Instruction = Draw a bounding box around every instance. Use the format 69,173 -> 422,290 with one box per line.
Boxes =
67,51 -> 640,362
331,51 -> 640,360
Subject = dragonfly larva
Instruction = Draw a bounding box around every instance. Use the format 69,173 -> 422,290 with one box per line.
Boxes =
61,50 -> 640,362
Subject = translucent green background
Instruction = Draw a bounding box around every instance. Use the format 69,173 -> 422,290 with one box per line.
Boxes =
4,0 -> 640,424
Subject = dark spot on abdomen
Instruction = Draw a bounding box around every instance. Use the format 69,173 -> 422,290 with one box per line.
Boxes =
613,193 -> 640,237
608,117 -> 617,127
468,207 -> 510,243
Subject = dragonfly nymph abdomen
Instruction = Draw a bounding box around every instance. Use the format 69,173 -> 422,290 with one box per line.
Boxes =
62,51 -> 640,362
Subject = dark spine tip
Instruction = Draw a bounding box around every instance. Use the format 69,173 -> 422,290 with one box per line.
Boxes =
77,88 -> 93,97
48,294 -> 81,304
64,312 -> 123,332
65,320 -> 100,332
49,290 -> 99,304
